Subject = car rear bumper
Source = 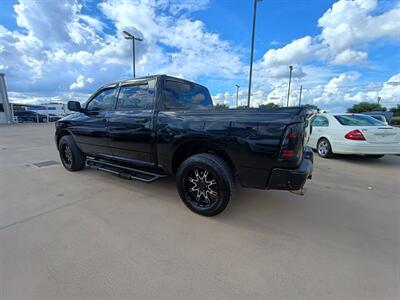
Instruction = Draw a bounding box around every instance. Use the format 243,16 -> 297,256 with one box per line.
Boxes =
266,147 -> 313,191
333,141 -> 400,155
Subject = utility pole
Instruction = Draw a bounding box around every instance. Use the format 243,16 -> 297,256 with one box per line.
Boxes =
123,31 -> 143,78
298,85 -> 303,106
235,84 -> 240,108
247,0 -> 263,108
286,65 -> 293,107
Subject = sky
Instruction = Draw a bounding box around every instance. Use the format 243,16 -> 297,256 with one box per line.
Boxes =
0,0 -> 399,112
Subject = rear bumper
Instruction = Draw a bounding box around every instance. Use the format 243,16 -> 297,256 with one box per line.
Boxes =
333,141 -> 400,155
266,148 -> 313,191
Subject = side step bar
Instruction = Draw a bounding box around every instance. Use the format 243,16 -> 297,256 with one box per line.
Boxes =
86,158 -> 168,183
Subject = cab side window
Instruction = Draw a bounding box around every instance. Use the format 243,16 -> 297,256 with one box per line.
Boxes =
163,80 -> 213,110
312,116 -> 329,127
116,81 -> 155,110
87,88 -> 115,111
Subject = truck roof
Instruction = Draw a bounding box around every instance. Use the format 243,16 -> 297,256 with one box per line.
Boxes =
100,75 -> 201,90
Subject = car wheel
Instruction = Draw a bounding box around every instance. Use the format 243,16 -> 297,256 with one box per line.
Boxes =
317,138 -> 333,158
365,155 -> 384,159
58,135 -> 86,171
177,153 -> 235,216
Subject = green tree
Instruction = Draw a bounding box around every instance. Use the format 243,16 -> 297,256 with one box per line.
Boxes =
303,104 -> 319,110
389,104 -> 400,116
236,105 -> 249,109
259,102 -> 279,109
302,104 -> 321,113
390,105 -> 400,125
347,102 -> 387,113
213,103 -> 229,109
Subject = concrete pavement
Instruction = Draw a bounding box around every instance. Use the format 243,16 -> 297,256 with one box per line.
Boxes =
0,123 -> 399,299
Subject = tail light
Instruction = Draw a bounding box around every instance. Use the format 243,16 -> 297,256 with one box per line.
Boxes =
345,130 -> 365,140
279,123 -> 304,161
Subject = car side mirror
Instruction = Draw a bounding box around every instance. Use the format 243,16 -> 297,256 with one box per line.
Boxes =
67,101 -> 82,112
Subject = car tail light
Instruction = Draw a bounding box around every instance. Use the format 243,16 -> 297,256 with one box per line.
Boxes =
345,129 -> 365,140
279,123 -> 304,161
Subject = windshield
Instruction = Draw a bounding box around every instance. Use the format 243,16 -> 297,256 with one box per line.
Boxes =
334,115 -> 386,126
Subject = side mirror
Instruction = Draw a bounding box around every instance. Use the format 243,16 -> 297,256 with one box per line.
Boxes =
67,101 -> 82,112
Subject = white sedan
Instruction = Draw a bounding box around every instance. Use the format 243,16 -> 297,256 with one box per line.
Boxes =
307,113 -> 400,158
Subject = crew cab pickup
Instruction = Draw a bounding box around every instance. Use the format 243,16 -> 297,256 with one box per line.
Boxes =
55,75 -> 313,216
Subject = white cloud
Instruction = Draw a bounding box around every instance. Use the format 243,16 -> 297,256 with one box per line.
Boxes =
14,0 -> 101,47
298,72 -> 399,112
260,36 -> 315,68
161,0 -> 210,15
212,89 -> 269,108
98,0 -> 242,79
1,0 -> 242,102
325,72 -> 361,91
379,73 -> 400,101
255,0 -> 400,69
318,0 -> 400,53
241,0 -> 400,111
0,0 -> 399,113
70,75 -> 95,90
332,49 -> 368,65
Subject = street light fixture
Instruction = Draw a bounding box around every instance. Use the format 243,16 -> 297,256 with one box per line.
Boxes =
235,84 -> 240,108
247,0 -> 264,108
123,30 -> 143,78
286,65 -> 293,107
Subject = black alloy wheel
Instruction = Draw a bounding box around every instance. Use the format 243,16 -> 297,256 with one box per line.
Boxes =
61,143 -> 73,169
58,135 -> 86,171
185,167 -> 219,208
177,153 -> 235,216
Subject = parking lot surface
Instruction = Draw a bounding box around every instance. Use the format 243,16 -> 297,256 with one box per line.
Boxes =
1,123 -> 399,299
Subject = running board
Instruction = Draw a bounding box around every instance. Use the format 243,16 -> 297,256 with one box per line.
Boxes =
86,158 -> 167,183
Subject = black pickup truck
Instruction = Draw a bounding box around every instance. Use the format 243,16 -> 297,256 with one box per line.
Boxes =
55,75 -> 313,216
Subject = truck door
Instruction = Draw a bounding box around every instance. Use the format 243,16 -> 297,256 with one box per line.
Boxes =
72,87 -> 116,155
107,79 -> 156,166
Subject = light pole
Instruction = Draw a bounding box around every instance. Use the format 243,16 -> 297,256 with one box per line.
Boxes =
247,0 -> 263,108
286,65 -> 293,107
235,84 -> 240,108
123,30 -> 143,78
298,85 -> 303,106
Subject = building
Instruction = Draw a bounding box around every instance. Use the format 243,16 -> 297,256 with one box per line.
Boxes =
0,73 -> 13,124
25,103 -> 70,116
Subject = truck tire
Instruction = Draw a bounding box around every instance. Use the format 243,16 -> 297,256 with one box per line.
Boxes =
177,153 -> 235,216
58,135 -> 86,171
317,138 -> 333,158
